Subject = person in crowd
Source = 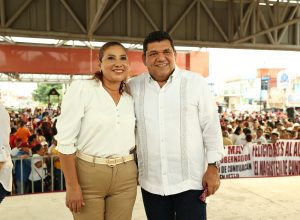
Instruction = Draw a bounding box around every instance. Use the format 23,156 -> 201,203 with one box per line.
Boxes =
41,116 -> 53,145
264,132 -> 271,143
296,130 -> 300,140
55,41 -> 137,219
0,102 -> 13,203
253,127 -> 268,144
231,126 -> 242,144
28,134 -> 39,148
11,141 -> 32,195
36,128 -> 46,143
9,127 -> 17,149
128,31 -> 224,220
15,120 -> 31,144
243,134 -> 253,154
222,130 -> 233,146
227,126 -> 233,139
49,139 -> 65,190
235,127 -> 251,145
28,143 -> 48,193
270,131 -> 280,144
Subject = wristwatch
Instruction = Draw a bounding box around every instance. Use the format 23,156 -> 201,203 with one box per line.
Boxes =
208,161 -> 220,169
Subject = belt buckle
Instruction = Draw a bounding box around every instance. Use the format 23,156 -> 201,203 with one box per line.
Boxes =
107,158 -> 117,167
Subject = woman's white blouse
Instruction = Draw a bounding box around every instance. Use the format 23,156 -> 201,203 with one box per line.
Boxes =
55,80 -> 136,157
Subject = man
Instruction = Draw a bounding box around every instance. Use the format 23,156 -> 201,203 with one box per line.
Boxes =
270,130 -> 280,143
253,127 -> 268,144
0,102 -> 13,203
128,31 -> 224,220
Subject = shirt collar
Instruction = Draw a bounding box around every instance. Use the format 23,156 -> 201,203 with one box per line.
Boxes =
148,65 -> 180,83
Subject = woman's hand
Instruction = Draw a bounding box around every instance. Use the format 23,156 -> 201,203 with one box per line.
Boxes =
66,184 -> 85,213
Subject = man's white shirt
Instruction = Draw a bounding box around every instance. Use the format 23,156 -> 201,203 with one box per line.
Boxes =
128,67 -> 224,196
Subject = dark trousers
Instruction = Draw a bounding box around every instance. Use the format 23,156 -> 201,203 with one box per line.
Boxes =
30,180 -> 49,193
141,188 -> 206,220
0,183 -> 9,203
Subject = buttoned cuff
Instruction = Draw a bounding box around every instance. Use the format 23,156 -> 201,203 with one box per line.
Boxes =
207,150 -> 225,163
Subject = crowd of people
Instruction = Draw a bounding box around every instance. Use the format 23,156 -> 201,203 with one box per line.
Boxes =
7,106 -> 64,194
6,106 -> 300,196
220,110 -> 300,147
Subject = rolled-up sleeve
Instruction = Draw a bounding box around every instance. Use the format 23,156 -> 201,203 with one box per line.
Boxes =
55,81 -> 85,154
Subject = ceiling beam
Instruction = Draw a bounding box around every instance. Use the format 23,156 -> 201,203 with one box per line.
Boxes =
233,16 -> 300,44
5,0 -> 33,28
169,0 -> 197,34
134,0 -> 159,31
94,0 -> 123,34
200,0 -> 229,42
88,0 -> 109,36
60,0 -> 87,33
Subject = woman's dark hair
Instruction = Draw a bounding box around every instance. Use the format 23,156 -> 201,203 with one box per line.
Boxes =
93,41 -> 127,94
143,31 -> 175,56
233,126 -> 241,135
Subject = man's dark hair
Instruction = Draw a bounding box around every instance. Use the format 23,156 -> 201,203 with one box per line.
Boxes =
246,134 -> 252,142
32,143 -> 42,154
143,31 -> 175,55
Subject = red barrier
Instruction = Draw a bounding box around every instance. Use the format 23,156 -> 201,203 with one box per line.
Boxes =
0,44 -> 207,76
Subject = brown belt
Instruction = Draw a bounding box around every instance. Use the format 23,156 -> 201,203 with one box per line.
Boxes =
76,151 -> 134,167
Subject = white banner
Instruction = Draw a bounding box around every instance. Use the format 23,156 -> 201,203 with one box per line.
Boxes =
220,140 -> 300,178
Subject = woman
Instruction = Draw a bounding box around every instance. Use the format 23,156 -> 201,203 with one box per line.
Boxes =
55,42 -> 137,220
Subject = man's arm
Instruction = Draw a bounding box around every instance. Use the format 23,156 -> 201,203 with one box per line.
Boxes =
195,76 -> 224,196
202,164 -> 220,196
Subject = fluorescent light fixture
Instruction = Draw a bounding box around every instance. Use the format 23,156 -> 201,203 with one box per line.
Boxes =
10,36 -> 59,44
175,46 -> 200,51
64,40 -> 86,47
121,43 -> 143,49
88,41 -> 106,47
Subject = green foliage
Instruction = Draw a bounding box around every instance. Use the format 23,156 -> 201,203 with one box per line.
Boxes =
32,83 -> 62,105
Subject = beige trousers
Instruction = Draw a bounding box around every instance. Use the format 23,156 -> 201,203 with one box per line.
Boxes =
73,157 -> 138,220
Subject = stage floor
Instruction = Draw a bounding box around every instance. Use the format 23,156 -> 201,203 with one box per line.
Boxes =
1,176 -> 300,220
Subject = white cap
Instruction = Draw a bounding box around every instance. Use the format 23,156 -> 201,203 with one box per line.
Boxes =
271,130 -> 280,136
293,123 -> 300,127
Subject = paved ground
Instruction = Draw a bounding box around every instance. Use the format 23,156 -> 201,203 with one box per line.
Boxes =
1,176 -> 300,220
